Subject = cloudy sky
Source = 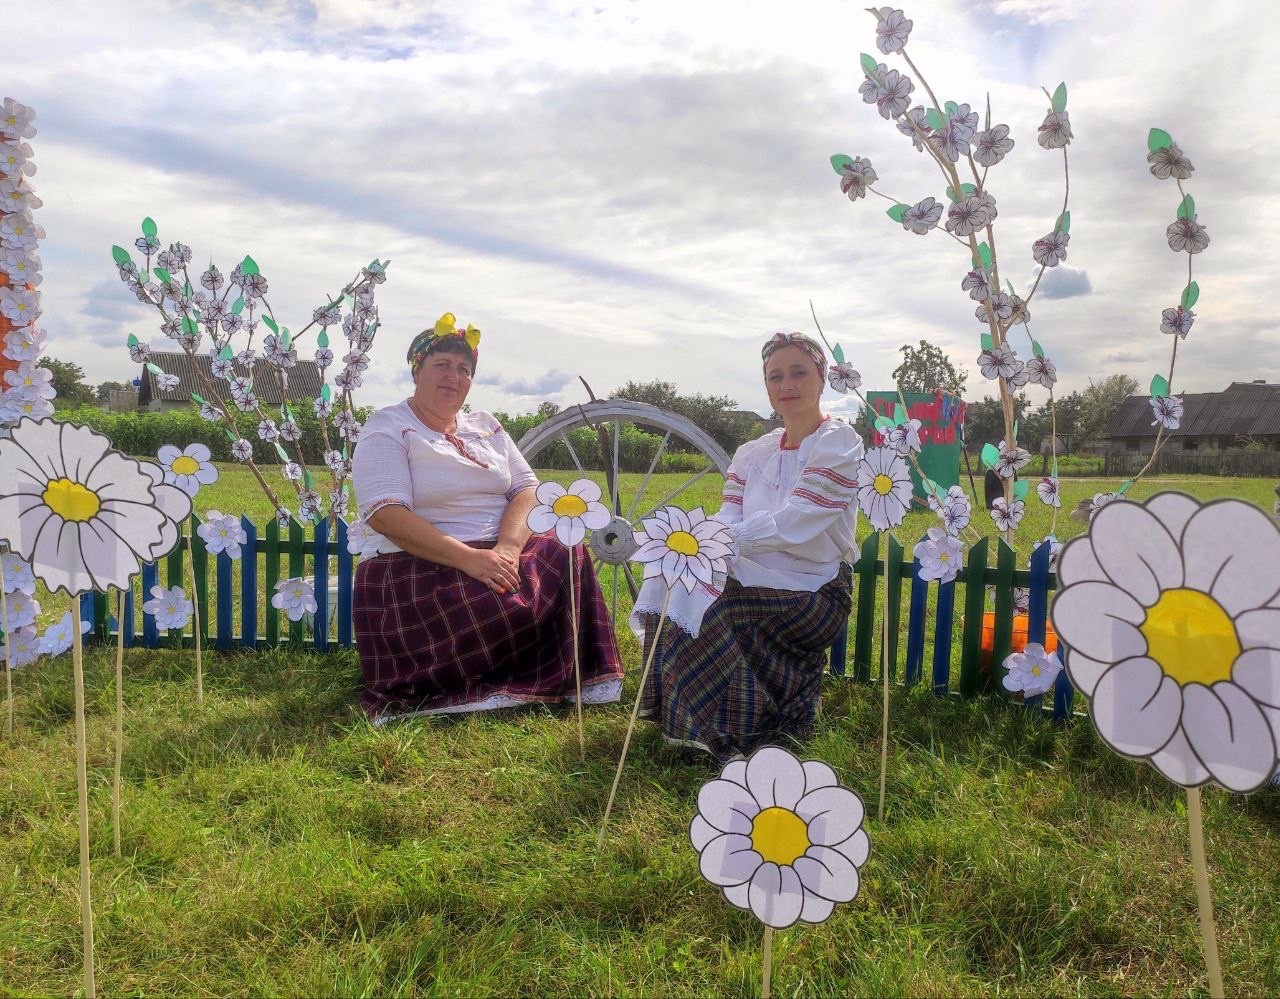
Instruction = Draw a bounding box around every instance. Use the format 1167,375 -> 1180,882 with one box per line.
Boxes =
12,0 -> 1278,420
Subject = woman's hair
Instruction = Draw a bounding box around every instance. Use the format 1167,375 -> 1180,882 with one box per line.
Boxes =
761,331 -> 825,375
407,326 -> 478,377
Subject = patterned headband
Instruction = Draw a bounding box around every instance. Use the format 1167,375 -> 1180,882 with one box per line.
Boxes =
408,312 -> 482,376
761,331 -> 825,372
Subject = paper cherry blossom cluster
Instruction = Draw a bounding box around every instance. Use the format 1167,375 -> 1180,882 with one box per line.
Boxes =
111,221 -> 391,526
0,553 -> 93,667
0,98 -> 53,427
829,8 -> 1072,538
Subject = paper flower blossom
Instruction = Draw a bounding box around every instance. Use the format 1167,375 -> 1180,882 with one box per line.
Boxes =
977,346 -> 1022,382
941,489 -> 971,536
632,505 -> 734,592
527,478 -> 611,547
901,197 -> 942,235
886,418 -> 922,456
1160,306 -> 1194,338
874,7 -> 912,53
1024,356 -> 1057,389
1032,230 -> 1070,267
991,497 -> 1024,533
994,440 -> 1030,479
39,612 -> 90,657
1,551 -> 36,594
1148,143 -> 1194,180
1037,110 -> 1073,149
2,588 -> 38,630
345,519 -> 384,558
827,362 -> 861,394
1,625 -> 40,669
856,446 -> 912,532
197,510 -> 247,559
1089,492 -> 1118,517
1150,395 -> 1184,430
142,584 -> 193,631
1002,643 -> 1062,697
914,527 -> 963,584
230,438 -> 254,462
1052,493 -> 1280,792
838,156 -> 877,201
271,576 -> 317,622
1037,477 -> 1061,508
156,443 -> 218,497
973,124 -> 1014,166
0,419 -> 192,594
1166,216 -> 1210,254
690,746 -> 870,929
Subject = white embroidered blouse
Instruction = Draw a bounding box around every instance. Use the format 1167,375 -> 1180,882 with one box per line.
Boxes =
351,402 -> 538,553
631,417 -> 864,637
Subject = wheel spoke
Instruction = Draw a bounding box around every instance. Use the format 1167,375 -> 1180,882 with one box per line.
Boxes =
625,428 -> 672,522
636,461 -> 717,522
559,432 -> 587,476
611,419 -> 621,514
610,563 -> 619,625
622,561 -> 640,601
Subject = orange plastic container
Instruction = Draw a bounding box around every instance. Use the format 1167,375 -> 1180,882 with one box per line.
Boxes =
979,612 -> 1057,673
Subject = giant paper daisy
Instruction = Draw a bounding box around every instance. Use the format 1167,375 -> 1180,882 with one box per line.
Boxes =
0,419 -> 192,594
1052,493 -> 1280,792
527,478 -> 611,546
156,443 -> 219,497
632,505 -> 734,592
691,746 -> 870,929
856,446 -> 912,532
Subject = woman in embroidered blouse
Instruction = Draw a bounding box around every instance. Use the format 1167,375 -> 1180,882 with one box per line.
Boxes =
351,314 -> 623,722
631,332 -> 862,762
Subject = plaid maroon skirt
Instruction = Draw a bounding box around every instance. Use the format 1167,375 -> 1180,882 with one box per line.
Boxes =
354,534 -> 623,721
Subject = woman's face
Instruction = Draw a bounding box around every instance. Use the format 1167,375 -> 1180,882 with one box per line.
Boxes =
413,346 -> 473,421
764,344 -> 823,419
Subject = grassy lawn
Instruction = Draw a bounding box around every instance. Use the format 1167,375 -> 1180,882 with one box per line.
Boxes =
2,466 -> 1278,995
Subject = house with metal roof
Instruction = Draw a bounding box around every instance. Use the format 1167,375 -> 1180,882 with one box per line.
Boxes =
1107,380 -> 1280,452
137,351 -> 324,412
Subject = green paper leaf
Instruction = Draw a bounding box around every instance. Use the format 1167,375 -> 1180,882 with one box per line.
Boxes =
126,333 -> 139,348
183,280 -> 193,298
181,316 -> 198,334
145,362 -> 162,375
925,107 -> 945,131
1032,339 -> 1044,359
980,332 -> 994,351
978,241 -> 993,270
342,445 -> 349,459
1151,374 -> 1170,398
1052,457 -> 1059,479
893,403 -> 907,426
140,270 -> 149,285
981,443 -> 999,470
886,203 -> 909,223
1051,82 -> 1067,114
111,245 -> 131,266
224,427 -> 238,443
946,185 -> 959,203
321,384 -> 332,402
830,153 -> 853,175
154,266 -> 171,284
1147,128 -> 1173,153
1013,420 -> 1019,440
280,331 -> 292,351
191,392 -> 205,405
1177,194 -> 1195,219
832,343 -> 845,364
859,53 -> 879,76
141,217 -> 157,238
231,296 -> 245,315
279,402 -> 288,419
317,330 -> 329,349
262,315 -> 279,335
274,442 -> 289,462
304,470 -> 314,490
219,345 -> 233,360
944,101 -> 958,115
1181,281 -> 1200,309
1117,478 -> 1134,495
874,413 -> 894,431
1056,211 -> 1071,234
240,255 -> 259,276
1013,480 -> 1030,501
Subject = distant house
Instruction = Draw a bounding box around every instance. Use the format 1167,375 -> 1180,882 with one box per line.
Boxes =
137,352 -> 324,412
1107,380 -> 1280,452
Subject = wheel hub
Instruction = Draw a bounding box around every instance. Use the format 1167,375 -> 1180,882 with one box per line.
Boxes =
590,515 -> 638,566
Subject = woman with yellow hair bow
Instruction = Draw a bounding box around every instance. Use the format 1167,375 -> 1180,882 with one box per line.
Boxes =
350,313 -> 623,723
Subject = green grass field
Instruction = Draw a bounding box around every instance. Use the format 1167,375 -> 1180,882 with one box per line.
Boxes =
2,467 -> 1278,995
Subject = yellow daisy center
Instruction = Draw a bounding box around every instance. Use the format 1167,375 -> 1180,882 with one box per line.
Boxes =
750,806 -> 810,866
170,455 -> 201,475
43,478 -> 102,522
1030,664 -> 1041,676
873,473 -> 894,496
1140,588 -> 1239,687
665,530 -> 700,556
552,495 -> 587,518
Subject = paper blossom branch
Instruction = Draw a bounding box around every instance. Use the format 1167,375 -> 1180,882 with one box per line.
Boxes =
829,7 -> 1070,543
526,478 -> 611,756
598,505 -> 734,850
691,746 -> 870,997
111,222 -> 390,526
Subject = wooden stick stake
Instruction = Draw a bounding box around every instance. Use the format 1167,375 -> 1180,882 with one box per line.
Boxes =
113,588 -> 125,858
71,614 -> 97,999
568,545 -> 584,757
1187,786 -> 1225,999
186,531 -> 204,705
598,586 -> 672,851
878,530 -> 891,823
0,559 -> 13,737
762,925 -> 774,999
